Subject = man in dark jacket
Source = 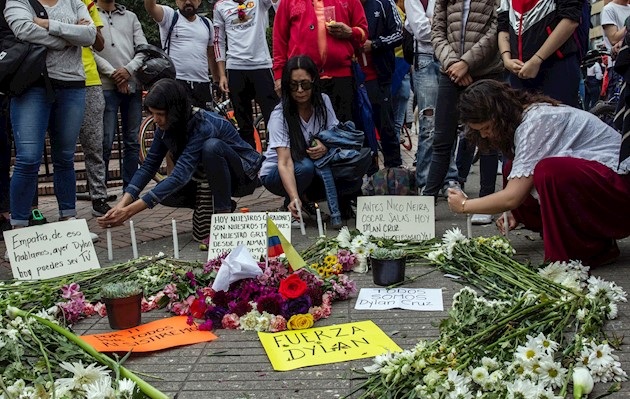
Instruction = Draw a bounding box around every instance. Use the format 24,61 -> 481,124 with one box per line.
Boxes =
359,0 -> 403,171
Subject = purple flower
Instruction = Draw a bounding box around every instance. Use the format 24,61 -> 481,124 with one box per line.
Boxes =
283,295 -> 312,318
61,283 -> 82,300
186,315 -> 194,325
198,319 -> 214,331
211,290 -> 230,308
256,293 -> 285,315
306,286 -> 324,307
228,300 -> 253,316
205,305 -> 228,327
233,279 -> 264,302
185,271 -> 197,287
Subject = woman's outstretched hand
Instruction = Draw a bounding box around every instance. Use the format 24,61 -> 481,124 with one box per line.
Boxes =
97,203 -> 129,229
447,188 -> 467,213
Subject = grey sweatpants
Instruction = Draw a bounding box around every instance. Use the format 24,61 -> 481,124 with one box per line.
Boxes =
79,85 -> 108,200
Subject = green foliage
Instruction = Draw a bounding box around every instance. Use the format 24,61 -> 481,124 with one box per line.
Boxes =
100,281 -> 142,299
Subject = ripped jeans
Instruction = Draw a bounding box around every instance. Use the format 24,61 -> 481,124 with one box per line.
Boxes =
413,54 -> 457,193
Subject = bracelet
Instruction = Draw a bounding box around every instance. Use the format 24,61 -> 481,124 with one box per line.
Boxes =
501,50 -> 511,56
461,199 -> 467,214
534,53 -> 545,62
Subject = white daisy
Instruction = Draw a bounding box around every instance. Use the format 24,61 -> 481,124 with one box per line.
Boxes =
442,228 -> 467,245
56,362 -> 109,391
117,378 -> 136,396
533,333 -> 558,355
84,376 -> 115,399
607,303 -> 619,319
515,341 -> 541,364
471,366 -> 489,386
336,226 -> 352,248
538,359 -> 566,388
576,308 -> 588,321
537,262 -> 568,283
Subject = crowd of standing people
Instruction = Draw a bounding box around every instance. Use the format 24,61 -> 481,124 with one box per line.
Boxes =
1,0 -> 630,266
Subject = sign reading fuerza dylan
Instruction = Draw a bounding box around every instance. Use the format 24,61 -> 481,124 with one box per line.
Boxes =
356,196 -> 435,241
4,218 -> 100,280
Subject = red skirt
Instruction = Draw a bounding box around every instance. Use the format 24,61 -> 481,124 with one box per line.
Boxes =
505,157 -> 630,266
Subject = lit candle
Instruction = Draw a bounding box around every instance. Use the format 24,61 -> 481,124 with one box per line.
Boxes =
106,228 -> 113,261
172,219 -> 179,259
295,198 -> 306,236
315,203 -> 324,237
466,215 -> 473,239
503,212 -> 509,239
129,220 -> 138,259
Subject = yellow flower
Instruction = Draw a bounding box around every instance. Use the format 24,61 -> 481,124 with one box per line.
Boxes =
237,4 -> 246,9
324,255 -> 337,265
287,314 -> 314,330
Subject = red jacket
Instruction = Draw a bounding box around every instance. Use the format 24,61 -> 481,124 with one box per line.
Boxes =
272,0 -> 368,80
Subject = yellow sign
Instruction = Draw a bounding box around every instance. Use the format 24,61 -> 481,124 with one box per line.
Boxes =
79,316 -> 217,352
258,320 -> 402,371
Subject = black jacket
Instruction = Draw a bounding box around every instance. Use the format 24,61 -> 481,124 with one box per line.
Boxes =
362,0 -> 403,83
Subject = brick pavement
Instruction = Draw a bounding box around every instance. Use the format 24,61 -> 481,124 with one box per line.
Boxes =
1,145 -> 630,398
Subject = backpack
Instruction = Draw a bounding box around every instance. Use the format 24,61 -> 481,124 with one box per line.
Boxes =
163,12 -> 212,54
363,167 -> 417,196
401,0 -> 428,66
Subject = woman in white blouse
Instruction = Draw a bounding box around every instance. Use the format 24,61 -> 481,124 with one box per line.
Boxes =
447,79 -> 630,267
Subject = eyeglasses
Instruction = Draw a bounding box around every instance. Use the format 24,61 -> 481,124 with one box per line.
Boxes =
289,80 -> 314,92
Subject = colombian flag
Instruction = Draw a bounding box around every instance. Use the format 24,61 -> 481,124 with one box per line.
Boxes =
267,218 -> 306,270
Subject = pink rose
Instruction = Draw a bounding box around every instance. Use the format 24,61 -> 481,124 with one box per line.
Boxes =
269,315 -> 287,332
222,313 -> 240,329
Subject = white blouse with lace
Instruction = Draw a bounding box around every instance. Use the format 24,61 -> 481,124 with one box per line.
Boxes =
509,104 -> 630,182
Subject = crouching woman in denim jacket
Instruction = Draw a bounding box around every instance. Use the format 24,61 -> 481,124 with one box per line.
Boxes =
97,78 -> 263,228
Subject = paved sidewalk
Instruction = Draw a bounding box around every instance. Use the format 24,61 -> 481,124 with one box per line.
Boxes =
1,146 -> 629,398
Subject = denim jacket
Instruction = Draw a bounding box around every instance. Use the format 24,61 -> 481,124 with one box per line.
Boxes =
126,109 -> 264,208
314,121 -> 365,168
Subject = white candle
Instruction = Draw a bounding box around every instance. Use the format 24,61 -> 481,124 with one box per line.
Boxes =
295,198 -> 306,235
106,228 -> 113,261
129,220 -> 138,259
503,212 -> 509,239
172,219 -> 179,259
315,203 -> 324,237
466,215 -> 473,239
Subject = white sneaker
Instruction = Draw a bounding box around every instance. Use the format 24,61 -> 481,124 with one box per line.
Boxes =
61,217 -> 99,242
291,217 -> 302,229
471,214 -> 493,225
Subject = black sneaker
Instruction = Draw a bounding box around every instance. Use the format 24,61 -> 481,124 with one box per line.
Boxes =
301,201 -> 330,221
92,199 -> 112,217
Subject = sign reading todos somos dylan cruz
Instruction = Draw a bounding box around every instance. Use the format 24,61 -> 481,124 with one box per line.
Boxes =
4,219 -> 99,280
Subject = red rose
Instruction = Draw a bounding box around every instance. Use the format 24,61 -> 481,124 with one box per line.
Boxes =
278,274 -> 308,299
189,297 -> 207,319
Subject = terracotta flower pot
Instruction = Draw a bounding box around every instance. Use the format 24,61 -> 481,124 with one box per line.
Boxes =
370,257 -> 406,286
103,292 -> 143,330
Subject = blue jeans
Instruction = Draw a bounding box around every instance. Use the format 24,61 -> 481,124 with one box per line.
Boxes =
10,86 -> 86,225
261,158 -> 315,204
200,138 -> 246,212
102,90 -> 142,189
412,54 -> 457,193
393,72 -> 411,141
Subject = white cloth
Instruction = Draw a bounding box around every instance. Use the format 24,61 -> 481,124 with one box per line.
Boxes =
587,62 -> 603,80
509,104 -> 630,183
213,0 -> 274,69
158,6 -> 213,82
600,2 -> 630,50
403,0 -> 435,54
259,94 -> 339,177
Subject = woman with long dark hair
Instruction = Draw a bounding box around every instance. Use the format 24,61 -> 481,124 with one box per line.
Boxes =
97,78 -> 263,231
448,79 -> 630,266
260,55 -> 352,228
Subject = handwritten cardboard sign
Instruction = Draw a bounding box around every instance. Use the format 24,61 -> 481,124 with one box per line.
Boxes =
356,196 -> 435,241
79,316 -> 217,352
3,219 -> 100,280
208,212 -> 291,260
354,288 -> 444,311
258,320 -> 402,371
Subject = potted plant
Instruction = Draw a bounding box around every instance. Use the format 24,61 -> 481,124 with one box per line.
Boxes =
369,248 -> 407,286
100,281 -> 143,330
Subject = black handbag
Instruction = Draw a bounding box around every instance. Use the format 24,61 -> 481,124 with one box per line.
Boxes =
0,0 -> 49,96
